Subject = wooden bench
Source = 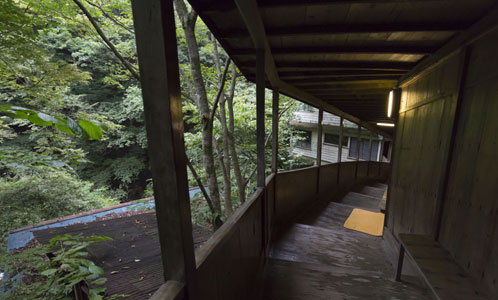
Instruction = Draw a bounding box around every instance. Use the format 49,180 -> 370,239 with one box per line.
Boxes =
395,233 -> 489,300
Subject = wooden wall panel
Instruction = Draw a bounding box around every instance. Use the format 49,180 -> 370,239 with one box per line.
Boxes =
387,52 -> 461,237
439,28 -> 498,296
339,162 -> 357,189
195,191 -> 264,300
389,27 -> 498,298
318,163 -> 339,201
265,174 -> 276,251
274,166 -> 318,224
367,162 -> 380,178
356,161 -> 368,179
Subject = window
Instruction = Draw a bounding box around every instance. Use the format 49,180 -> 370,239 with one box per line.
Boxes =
324,133 -> 348,147
348,138 -> 379,160
295,130 -> 312,149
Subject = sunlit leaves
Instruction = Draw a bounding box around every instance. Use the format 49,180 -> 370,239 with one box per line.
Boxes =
0,104 -> 103,140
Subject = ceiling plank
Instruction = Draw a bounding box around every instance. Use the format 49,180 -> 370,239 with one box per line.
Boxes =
399,3 -> 498,85
233,0 -> 392,138
232,46 -> 436,56
279,70 -> 406,77
202,0 -> 452,13
224,23 -> 466,38
273,61 -> 416,71
284,75 -> 401,84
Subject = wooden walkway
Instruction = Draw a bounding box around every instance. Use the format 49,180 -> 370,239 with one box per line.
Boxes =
263,182 -> 431,300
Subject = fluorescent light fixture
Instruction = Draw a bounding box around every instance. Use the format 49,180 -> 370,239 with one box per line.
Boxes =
377,122 -> 395,127
387,90 -> 393,118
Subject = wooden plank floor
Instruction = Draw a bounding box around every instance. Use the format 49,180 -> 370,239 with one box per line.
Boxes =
34,212 -> 211,300
263,183 -> 431,300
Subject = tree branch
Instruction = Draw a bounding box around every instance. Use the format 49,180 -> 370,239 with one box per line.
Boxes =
243,102 -> 294,187
186,158 -> 215,214
72,0 -> 140,80
86,0 -> 135,34
208,57 -> 230,128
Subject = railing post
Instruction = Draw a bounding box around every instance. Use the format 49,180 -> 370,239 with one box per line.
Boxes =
272,89 -> 279,174
316,108 -> 323,166
256,49 -> 266,188
379,137 -> 384,163
316,108 -> 323,197
378,137 -> 384,176
256,49 -> 267,254
337,116 -> 344,184
131,0 -> 197,298
355,123 -> 361,180
337,117 -> 344,164
367,131 -> 373,176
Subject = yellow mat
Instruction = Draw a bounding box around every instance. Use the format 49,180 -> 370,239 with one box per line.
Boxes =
344,208 -> 385,236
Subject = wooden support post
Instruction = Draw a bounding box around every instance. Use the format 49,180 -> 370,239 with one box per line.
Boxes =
316,108 -> 323,166
378,137 -> 384,176
316,108 -> 323,196
379,138 -> 385,163
337,116 -> 344,184
256,49 -> 266,188
367,132 -> 373,176
387,142 -> 393,162
354,123 -> 361,179
272,89 -> 279,174
435,47 -> 470,241
384,88 -> 402,228
256,49 -> 267,253
131,0 -> 197,297
395,245 -> 405,282
338,116 -> 344,164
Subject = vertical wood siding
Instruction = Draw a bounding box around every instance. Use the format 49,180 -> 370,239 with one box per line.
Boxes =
388,27 -> 498,297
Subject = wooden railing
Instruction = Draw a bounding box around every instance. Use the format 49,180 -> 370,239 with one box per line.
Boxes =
151,161 -> 390,300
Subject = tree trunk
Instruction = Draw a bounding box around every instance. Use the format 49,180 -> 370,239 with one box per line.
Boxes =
174,0 -> 221,215
211,35 -> 234,215
213,133 -> 233,216
226,66 -> 246,203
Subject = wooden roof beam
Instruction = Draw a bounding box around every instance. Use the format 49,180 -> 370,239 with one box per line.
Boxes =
310,88 -> 392,95
224,23 -> 466,38
399,3 -> 498,85
233,0 -> 391,138
201,0 -> 450,12
256,0 -> 449,8
296,81 -> 397,89
279,70 -> 406,77
274,61 -> 416,71
285,76 -> 401,84
232,46 -> 437,56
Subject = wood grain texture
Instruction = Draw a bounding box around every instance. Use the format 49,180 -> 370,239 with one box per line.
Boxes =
390,27 -> 498,298
34,213 -> 211,300
264,183 -> 429,299
195,190 -> 265,300
131,0 -> 196,294
388,52 -> 461,237
399,234 -> 490,300
438,27 -> 498,297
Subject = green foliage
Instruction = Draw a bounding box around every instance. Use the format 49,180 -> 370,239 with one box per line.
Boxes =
0,234 -> 125,300
0,167 -> 117,244
0,105 -> 103,140
0,0 -> 309,230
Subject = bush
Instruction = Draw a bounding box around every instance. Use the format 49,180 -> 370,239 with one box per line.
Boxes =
0,167 -> 117,244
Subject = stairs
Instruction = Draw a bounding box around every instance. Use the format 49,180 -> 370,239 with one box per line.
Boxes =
263,182 -> 431,300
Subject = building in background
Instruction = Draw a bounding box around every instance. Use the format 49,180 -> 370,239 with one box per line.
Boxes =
291,105 -> 388,164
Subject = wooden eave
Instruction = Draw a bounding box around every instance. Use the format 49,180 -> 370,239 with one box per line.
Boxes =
187,0 -> 498,136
